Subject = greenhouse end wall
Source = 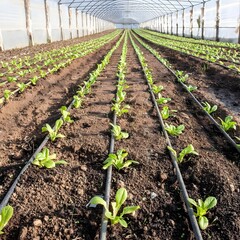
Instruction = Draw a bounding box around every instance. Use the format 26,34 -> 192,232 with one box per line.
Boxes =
0,0 -> 115,51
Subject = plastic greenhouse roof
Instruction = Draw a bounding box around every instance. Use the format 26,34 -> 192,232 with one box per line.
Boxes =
57,0 -> 211,24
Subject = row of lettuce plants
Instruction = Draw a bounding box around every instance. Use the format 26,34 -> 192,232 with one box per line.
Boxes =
136,30 -> 240,73
0,31 -> 125,235
130,31 -> 217,232
0,31 -> 121,106
132,32 -> 240,150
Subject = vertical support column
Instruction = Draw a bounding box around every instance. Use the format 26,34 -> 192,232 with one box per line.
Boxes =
160,16 -> 163,32
68,7 -> 72,39
0,29 -> 3,51
176,11 -> 178,36
86,13 -> 89,35
167,15 -> 169,34
24,0 -> 34,46
216,0 -> 220,41
182,9 -> 185,37
76,9 -> 79,38
44,0 -> 51,43
58,3 -> 63,40
171,14 -> 173,35
201,2 -> 205,39
81,12 -> 84,36
190,6 -> 193,38
238,18 -> 240,44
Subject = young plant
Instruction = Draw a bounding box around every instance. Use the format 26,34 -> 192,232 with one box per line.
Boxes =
3,90 -> 12,101
161,106 -> 177,120
187,85 -> 198,92
165,123 -> 185,136
111,102 -> 130,117
202,102 -> 218,114
218,116 -> 237,131
73,95 -> 82,108
32,147 -> 67,168
168,144 -> 199,163
42,119 -> 65,141
30,76 -> 39,85
60,106 -> 74,123
7,76 -> 17,83
103,149 -> 138,170
17,83 -> 27,93
152,84 -> 164,94
176,70 -> 188,83
0,205 -> 14,235
188,196 -> 217,230
110,123 -> 129,141
156,94 -> 171,105
90,187 -> 140,227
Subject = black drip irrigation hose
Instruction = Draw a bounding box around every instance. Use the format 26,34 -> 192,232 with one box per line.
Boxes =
133,32 -> 240,155
0,32 -> 125,213
129,34 -> 203,240
100,113 -> 117,240
138,31 -> 240,75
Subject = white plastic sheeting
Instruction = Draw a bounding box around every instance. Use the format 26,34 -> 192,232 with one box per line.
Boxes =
141,0 -> 240,43
0,0 -> 115,50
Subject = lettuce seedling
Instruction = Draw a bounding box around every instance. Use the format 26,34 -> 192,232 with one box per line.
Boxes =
156,94 -> 171,105
42,119 -> 65,141
0,205 -> 14,235
3,90 -> 12,101
188,196 -> 217,230
103,149 -> 138,170
30,76 -> 39,85
218,116 -> 237,131
187,85 -> 198,92
17,83 -> 27,93
33,147 -> 67,168
165,123 -> 185,136
202,102 -> 217,114
90,188 -> 140,227
60,106 -> 74,123
152,85 -> 164,94
168,144 -> 199,163
111,102 -> 130,116
73,95 -> 82,108
176,70 -> 188,83
110,123 -> 129,141
7,76 -> 17,83
161,106 -> 177,120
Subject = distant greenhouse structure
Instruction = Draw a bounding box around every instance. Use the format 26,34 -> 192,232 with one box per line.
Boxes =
0,0 -> 239,50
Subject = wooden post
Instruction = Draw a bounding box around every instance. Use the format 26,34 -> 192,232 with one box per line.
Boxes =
176,11 -> 178,36
201,2 -> 205,39
58,3 -> 63,40
190,7 -> 193,38
216,0 -> 220,41
44,0 -> 51,43
182,9 -> 185,37
24,0 -> 34,46
68,7 -> 72,39
0,29 -> 3,51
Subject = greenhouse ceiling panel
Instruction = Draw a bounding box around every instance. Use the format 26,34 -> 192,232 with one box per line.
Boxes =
58,0 -> 210,23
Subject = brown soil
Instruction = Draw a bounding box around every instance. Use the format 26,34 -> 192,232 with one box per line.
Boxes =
0,31 -> 239,240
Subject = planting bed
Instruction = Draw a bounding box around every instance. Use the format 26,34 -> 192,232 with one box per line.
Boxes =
0,30 -> 239,240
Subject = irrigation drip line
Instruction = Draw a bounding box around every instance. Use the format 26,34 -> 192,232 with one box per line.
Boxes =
0,32 -> 124,213
129,33 -> 203,240
133,32 -> 240,155
138,31 -> 240,75
100,113 -> 117,240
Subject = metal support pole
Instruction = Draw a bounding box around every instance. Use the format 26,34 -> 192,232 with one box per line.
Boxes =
0,29 -> 3,51
58,3 -> 63,40
171,13 -> 173,35
190,6 -> 193,38
44,0 -> 51,43
201,2 -> 205,40
76,9 -> 79,38
24,0 -> 34,46
182,9 -> 185,37
176,11 -> 178,36
216,0 -> 220,41
68,7 -> 72,39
